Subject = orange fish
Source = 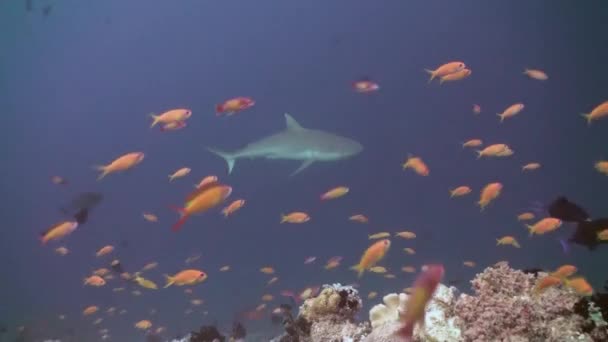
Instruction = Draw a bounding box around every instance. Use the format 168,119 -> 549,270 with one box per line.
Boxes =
463,261 -> 476,268
402,266 -> 416,273
169,167 -> 191,181
40,221 -> 78,245
94,152 -> 145,180
142,213 -> 158,222
320,186 -> 349,200
478,182 -> 503,211
472,104 -> 481,114
522,162 -> 541,172
594,161 -> 608,175
169,180 -> 232,231
534,275 -> 562,294
150,109 -> 191,128
402,154 -> 429,176
54,246 -> 69,256
95,245 -> 114,257
581,101 -> 608,125
597,229 -> 608,241
349,214 -> 369,223
476,144 -> 510,158
135,320 -> 152,330
325,256 -> 343,270
51,176 -> 68,185
517,212 -> 535,221
260,267 -> 275,274
527,217 -> 562,235
439,68 -> 472,84
424,61 -> 466,83
395,231 -> 416,239
280,212 -> 310,223
351,239 -> 391,278
83,306 -> 99,316
352,80 -> 380,93
551,265 -> 577,278
496,236 -> 520,248
195,175 -> 218,188
497,103 -> 525,123
221,199 -> 245,217
216,97 -> 255,116
523,69 -> 548,81
160,121 -> 187,132
565,277 -> 593,296
163,269 -> 207,288
450,186 -> 471,197
403,247 -> 416,255
84,275 -> 106,287
462,139 -> 483,148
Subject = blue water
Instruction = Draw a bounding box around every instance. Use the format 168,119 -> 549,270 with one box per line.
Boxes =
1,1 -> 608,341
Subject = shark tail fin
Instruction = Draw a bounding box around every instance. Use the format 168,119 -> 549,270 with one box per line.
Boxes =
207,147 -> 236,174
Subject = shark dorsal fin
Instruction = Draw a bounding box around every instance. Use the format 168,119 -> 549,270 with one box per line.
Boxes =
284,113 -> 304,131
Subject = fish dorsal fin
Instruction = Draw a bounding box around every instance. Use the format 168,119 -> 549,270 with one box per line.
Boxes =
284,113 -> 304,131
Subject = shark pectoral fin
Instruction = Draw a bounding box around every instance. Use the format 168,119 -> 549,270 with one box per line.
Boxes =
290,159 -> 314,177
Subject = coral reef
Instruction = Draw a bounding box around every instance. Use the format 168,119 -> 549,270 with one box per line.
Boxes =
364,285 -> 461,342
189,325 -> 225,342
271,283 -> 370,342
454,261 -> 592,341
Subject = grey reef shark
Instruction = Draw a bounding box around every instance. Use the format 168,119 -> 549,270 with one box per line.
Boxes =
207,113 -> 363,176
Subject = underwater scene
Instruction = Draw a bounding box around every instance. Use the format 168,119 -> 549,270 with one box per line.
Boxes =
2,1 -> 608,341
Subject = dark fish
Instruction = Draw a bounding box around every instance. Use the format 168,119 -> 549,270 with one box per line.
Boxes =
61,192 -> 103,223
569,218 -> 608,250
548,196 -> 590,223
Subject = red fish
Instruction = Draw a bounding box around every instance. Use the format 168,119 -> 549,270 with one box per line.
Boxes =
216,97 -> 255,116
352,79 -> 379,93
170,181 -> 232,231
395,264 -> 444,341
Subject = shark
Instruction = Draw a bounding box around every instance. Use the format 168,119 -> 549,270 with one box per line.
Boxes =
207,113 -> 363,176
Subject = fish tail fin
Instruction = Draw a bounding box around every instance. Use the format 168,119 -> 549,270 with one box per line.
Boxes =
149,113 -> 160,128
439,77 -> 445,85
449,189 -> 454,197
168,175 -> 174,182
92,165 -> 108,181
496,239 -> 501,246
475,150 -> 483,159
514,241 -> 521,248
478,201 -> 485,212
280,214 -> 286,223
497,113 -> 505,123
527,225 -> 534,236
215,104 -> 224,115
580,113 -> 592,125
350,265 -> 364,278
207,147 -> 236,174
169,205 -> 188,232
424,69 -> 435,83
163,275 -> 174,288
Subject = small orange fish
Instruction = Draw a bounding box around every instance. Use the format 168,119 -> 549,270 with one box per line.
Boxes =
84,275 -> 106,287
565,277 -> 593,296
51,176 -> 68,185
135,320 -> 152,330
496,236 -> 520,248
594,161 -> 608,175
401,266 -> 416,273
368,291 -> 378,299
169,167 -> 191,182
164,269 -> 207,288
551,265 -> 577,278
395,231 -> 416,239
534,275 -> 562,294
93,268 -> 110,277
523,69 -> 548,81
40,221 -> 78,245
597,229 -> 608,241
424,61 -> 466,83
351,239 -> 391,278
478,182 -> 503,211
581,101 -> 608,125
402,154 -> 429,176
261,294 -> 274,302
150,109 -> 191,128
527,217 -> 562,236
170,180 -> 232,231
142,212 -> 158,222
349,214 -> 369,223
191,299 -> 204,306
216,97 -> 255,116
522,163 -> 541,172
403,247 -> 416,255
352,80 -> 380,93
369,232 -> 391,239
462,139 -> 483,148
267,277 -> 279,285
476,144 -> 510,158
439,68 -> 472,84
54,246 -> 69,256
280,212 -> 310,224
160,121 -> 187,132
463,261 -> 476,268
83,306 -> 99,316
320,186 -> 349,200
219,265 -> 231,272
141,262 -> 158,272
195,175 -> 218,188
517,212 -> 535,221
260,267 -> 275,275
222,199 -> 245,217
94,152 -> 144,181
95,245 -> 114,257
497,103 -> 525,123
324,256 -> 343,270
450,186 -> 471,197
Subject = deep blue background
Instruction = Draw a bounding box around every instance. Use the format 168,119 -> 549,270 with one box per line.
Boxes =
1,1 -> 607,341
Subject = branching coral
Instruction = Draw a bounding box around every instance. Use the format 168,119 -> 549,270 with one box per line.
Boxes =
454,261 -> 592,341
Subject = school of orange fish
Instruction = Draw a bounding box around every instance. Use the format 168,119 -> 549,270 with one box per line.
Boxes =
39,61 -> 608,339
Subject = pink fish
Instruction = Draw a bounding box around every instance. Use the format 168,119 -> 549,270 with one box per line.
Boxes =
395,264 -> 444,341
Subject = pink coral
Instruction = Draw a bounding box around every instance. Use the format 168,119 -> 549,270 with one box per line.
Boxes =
454,261 -> 591,341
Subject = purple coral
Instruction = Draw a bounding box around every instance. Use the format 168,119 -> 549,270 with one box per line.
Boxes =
454,261 -> 591,341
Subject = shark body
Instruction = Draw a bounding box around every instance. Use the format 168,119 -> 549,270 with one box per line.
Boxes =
208,113 -> 363,176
